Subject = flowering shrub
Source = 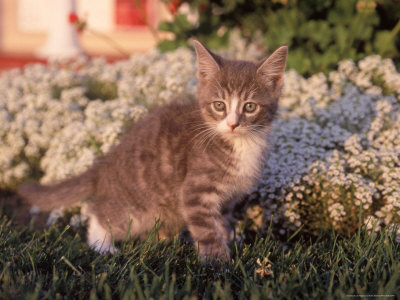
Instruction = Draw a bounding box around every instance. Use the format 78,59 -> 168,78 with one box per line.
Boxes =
0,45 -> 399,238
258,55 -> 400,238
0,50 -> 195,187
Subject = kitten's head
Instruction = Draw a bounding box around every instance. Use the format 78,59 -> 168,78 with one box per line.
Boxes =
193,40 -> 287,140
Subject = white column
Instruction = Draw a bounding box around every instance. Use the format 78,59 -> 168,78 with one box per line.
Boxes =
36,0 -> 85,59
0,0 -> 3,52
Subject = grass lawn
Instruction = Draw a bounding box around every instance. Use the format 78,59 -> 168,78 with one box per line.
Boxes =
1,203 -> 399,300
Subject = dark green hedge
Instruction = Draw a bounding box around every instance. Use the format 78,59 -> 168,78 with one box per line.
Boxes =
158,0 -> 400,76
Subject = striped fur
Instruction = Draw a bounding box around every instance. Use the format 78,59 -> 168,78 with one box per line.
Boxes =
18,41 -> 288,260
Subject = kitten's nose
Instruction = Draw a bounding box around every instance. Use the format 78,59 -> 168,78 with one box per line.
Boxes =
227,122 -> 239,132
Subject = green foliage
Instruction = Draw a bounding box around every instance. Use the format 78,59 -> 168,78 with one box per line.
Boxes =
51,80 -> 118,101
85,79 -> 118,101
158,0 -> 400,76
0,212 -> 399,299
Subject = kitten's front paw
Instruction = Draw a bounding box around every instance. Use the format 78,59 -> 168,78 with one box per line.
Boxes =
91,241 -> 119,255
199,241 -> 230,261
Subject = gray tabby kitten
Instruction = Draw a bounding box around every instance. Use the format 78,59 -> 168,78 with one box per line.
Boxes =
18,41 -> 287,260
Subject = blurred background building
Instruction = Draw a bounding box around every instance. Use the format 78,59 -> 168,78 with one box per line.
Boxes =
0,0 -> 399,74
0,0 -> 172,69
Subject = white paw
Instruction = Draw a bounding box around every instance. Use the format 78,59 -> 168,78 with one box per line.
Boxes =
87,214 -> 119,255
90,241 -> 119,255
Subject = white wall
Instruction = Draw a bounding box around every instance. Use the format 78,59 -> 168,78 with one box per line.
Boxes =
17,0 -> 114,33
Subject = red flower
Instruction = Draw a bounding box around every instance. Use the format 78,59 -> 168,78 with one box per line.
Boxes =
68,12 -> 87,33
168,0 -> 180,15
68,12 -> 79,24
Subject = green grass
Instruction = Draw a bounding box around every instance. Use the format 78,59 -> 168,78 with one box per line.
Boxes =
1,211 -> 399,300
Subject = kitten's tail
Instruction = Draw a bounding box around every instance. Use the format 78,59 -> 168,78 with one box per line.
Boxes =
18,171 -> 95,212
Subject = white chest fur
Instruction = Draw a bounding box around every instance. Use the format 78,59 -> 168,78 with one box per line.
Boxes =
230,134 -> 267,193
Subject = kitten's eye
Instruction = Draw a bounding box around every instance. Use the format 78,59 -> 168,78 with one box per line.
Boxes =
213,101 -> 226,112
244,102 -> 257,113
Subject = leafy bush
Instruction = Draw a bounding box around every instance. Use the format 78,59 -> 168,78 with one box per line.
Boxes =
158,0 -> 400,75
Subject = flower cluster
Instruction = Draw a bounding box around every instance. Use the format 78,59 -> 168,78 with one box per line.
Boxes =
0,40 -> 399,239
257,55 -> 400,238
0,48 -> 195,187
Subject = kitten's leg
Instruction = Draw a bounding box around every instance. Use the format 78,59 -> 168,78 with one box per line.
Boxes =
217,213 -> 234,242
182,188 -> 230,260
86,214 -> 119,254
220,197 -> 242,241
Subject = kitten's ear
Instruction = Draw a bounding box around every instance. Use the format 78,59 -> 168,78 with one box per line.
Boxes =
257,45 -> 288,88
193,40 -> 220,81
